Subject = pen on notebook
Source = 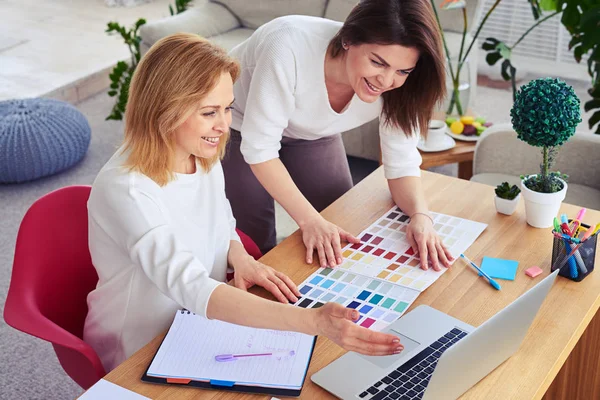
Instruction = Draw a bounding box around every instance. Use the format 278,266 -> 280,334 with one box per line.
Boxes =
459,254 -> 501,290
215,350 -> 295,362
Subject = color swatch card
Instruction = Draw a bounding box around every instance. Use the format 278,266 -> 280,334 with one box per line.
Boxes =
294,267 -> 420,332
339,206 -> 487,292
293,206 -> 486,331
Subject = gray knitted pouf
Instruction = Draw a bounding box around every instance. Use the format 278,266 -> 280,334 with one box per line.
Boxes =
0,98 -> 91,183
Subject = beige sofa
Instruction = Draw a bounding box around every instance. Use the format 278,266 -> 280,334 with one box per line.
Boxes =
140,0 -> 482,161
471,123 -> 600,210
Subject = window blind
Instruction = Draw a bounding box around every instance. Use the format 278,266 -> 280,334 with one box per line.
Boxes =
476,0 -> 588,80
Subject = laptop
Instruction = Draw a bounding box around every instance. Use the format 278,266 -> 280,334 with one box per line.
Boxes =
312,269 -> 559,400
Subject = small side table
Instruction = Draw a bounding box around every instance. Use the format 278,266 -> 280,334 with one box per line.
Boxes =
420,140 -> 477,180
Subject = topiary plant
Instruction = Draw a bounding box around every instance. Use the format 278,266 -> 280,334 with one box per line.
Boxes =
510,77 -> 581,193
495,182 -> 521,200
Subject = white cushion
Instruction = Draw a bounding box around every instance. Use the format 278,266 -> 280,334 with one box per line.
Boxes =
215,0 -> 328,29
139,2 -> 239,47
210,28 -> 254,51
471,173 -> 600,210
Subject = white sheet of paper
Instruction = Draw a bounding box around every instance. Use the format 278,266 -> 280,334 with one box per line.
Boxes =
79,379 -> 150,400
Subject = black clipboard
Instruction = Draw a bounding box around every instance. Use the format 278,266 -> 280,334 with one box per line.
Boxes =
140,315 -> 318,398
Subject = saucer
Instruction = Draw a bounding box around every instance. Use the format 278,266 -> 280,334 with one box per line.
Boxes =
417,135 -> 456,152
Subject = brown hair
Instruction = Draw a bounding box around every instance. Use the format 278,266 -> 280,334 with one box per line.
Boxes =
122,33 -> 240,186
329,0 -> 446,137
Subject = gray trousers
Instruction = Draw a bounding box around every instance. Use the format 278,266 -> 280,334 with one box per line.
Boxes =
223,129 -> 353,254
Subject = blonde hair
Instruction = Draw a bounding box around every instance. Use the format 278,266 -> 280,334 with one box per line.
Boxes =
122,33 -> 240,186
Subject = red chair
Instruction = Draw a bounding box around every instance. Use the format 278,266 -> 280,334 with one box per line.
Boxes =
4,185 -> 262,390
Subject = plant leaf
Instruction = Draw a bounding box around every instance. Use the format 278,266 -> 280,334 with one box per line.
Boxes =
486,51 -> 502,66
482,37 -> 500,51
501,59 -> 514,81
589,110 -> 600,131
561,5 -> 581,30
539,0 -> 557,11
584,99 -> 600,112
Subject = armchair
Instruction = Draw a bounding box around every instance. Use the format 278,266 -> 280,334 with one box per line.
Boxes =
471,123 -> 600,210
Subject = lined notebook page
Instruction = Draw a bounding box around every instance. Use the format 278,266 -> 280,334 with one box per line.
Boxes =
147,311 -> 315,389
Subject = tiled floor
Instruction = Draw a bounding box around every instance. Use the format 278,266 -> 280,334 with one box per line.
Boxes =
0,0 -> 174,102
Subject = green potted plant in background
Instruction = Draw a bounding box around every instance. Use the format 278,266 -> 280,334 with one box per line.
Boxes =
511,77 -> 582,228
494,182 -> 521,215
105,0 -> 193,120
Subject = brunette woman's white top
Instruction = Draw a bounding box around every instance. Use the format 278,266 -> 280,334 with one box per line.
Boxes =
229,15 -> 422,179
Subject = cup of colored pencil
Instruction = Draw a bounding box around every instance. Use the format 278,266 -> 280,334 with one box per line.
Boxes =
550,210 -> 599,282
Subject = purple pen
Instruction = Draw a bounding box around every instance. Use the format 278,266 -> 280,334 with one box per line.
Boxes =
215,350 -> 296,362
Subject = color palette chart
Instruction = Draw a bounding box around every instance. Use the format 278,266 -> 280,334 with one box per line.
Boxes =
294,267 -> 420,332
339,206 -> 487,292
293,206 -> 487,331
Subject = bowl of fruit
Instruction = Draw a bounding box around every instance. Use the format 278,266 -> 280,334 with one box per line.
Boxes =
445,116 -> 493,141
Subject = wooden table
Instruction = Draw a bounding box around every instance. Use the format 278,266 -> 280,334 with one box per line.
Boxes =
419,140 -> 477,180
104,168 -> 600,400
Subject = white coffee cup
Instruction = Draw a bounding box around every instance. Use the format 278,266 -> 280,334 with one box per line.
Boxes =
425,119 -> 447,147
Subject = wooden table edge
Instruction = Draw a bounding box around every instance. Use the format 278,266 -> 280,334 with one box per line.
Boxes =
534,297 -> 600,399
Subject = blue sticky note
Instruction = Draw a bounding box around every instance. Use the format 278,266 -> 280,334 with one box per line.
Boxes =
480,257 -> 519,281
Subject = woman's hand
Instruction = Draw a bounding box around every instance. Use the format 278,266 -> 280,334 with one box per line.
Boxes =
406,213 -> 454,271
301,215 -> 360,268
228,243 -> 301,303
311,303 -> 403,356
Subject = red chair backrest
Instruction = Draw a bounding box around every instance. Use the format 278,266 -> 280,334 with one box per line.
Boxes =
4,185 -> 105,389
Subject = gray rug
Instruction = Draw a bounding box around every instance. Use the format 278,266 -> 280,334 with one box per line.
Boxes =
0,75 -> 593,399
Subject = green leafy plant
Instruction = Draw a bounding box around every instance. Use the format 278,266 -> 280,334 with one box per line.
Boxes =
170,0 -> 193,15
559,0 -> 600,133
106,1 -> 194,121
482,0 -> 600,133
511,78 -> 581,193
105,19 -> 146,121
495,182 -> 521,200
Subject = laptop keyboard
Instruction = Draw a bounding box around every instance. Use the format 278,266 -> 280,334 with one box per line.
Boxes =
357,328 -> 468,400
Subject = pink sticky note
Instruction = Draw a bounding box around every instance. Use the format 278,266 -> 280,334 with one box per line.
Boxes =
525,266 -> 543,278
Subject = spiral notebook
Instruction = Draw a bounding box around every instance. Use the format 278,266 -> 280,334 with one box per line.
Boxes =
141,310 -> 317,397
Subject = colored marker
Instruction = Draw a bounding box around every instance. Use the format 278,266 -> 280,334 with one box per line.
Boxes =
557,233 -> 591,276
558,215 -> 578,278
553,217 -> 562,234
459,253 -> 501,290
571,208 -> 586,236
215,350 -> 295,362
560,214 -> 572,236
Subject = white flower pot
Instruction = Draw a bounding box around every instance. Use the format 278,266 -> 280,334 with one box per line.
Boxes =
520,175 -> 568,228
495,194 -> 520,216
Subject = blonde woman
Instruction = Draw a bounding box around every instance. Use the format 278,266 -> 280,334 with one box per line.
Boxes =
83,34 -> 402,372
